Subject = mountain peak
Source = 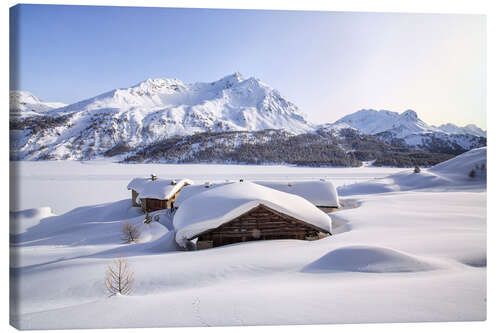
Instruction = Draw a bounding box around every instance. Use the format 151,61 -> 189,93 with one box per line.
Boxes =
10,90 -> 66,116
401,109 -> 418,120
128,77 -> 186,96
231,72 -> 244,81
10,90 -> 42,106
211,72 -> 246,88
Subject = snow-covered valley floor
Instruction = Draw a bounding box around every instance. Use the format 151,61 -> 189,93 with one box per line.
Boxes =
9,156 -> 486,329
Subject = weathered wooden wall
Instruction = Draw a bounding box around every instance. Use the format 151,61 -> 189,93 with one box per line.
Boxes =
195,204 -> 326,248
131,190 -> 141,207
140,188 -> 183,213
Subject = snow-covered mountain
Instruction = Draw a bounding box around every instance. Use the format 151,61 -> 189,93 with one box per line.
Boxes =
11,73 -> 314,160
10,90 -> 67,117
327,109 -> 486,138
320,109 -> 486,154
438,123 -> 486,137
10,79 -> 486,161
48,72 -> 312,134
328,109 -> 436,138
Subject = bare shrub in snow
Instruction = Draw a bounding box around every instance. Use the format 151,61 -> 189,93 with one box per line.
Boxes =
414,166 -> 421,173
121,221 -> 140,243
105,253 -> 134,296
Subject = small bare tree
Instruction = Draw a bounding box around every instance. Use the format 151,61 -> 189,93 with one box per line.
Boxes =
121,221 -> 140,243
105,253 -> 134,296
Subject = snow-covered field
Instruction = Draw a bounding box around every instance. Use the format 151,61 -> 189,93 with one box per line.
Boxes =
9,149 -> 486,329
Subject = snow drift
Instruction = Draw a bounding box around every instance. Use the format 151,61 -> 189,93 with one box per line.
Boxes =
10,207 -> 55,235
302,246 -> 436,273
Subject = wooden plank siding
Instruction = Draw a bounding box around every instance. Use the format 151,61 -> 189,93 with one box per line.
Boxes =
131,190 -> 141,207
192,204 -> 330,248
140,188 -> 183,213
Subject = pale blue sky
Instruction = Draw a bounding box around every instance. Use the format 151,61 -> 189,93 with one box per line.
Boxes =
10,4 -> 486,128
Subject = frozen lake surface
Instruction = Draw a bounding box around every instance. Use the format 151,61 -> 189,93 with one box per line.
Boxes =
10,161 -> 406,214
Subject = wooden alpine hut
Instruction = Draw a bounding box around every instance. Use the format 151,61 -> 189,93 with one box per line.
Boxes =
173,181 -> 332,249
255,180 -> 340,212
138,178 -> 193,213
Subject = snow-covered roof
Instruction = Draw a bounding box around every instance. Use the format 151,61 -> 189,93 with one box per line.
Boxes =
173,183 -> 227,207
138,179 -> 193,200
173,181 -> 332,246
255,180 -> 340,207
127,177 -> 152,192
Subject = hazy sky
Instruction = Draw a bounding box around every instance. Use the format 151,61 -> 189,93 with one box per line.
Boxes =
10,5 -> 486,128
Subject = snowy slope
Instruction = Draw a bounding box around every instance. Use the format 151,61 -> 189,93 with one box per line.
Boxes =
13,73 -> 313,160
430,146 -> 486,179
338,147 -> 486,196
10,90 -> 67,117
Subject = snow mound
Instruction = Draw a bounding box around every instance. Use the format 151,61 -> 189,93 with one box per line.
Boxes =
11,200 -> 145,247
10,207 -> 55,235
430,147 -> 486,179
303,246 -> 436,273
174,181 -> 332,247
144,231 -> 180,252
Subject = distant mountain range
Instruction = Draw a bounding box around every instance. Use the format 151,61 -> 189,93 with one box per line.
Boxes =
319,109 -> 486,154
9,73 -> 486,166
325,109 -> 486,137
10,90 -> 67,118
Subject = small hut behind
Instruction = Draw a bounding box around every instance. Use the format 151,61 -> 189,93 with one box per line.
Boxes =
173,181 -> 332,249
255,180 -> 340,212
138,178 -> 193,213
